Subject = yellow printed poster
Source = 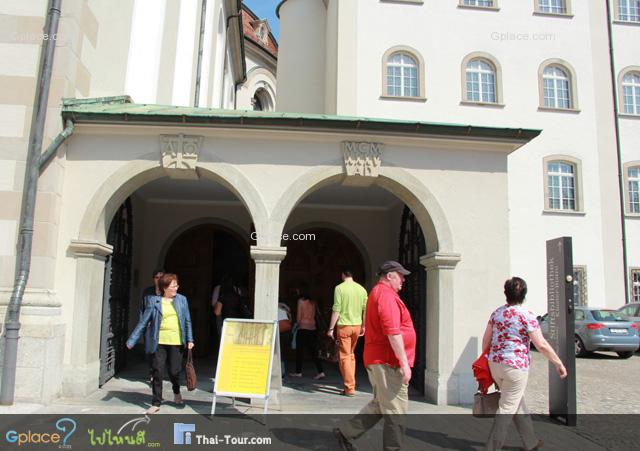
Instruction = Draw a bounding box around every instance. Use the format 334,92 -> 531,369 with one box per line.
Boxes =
215,320 -> 275,396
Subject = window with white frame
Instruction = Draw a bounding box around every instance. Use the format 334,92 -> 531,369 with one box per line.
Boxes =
543,65 -> 572,109
618,0 -> 640,22
631,269 -> 640,303
573,266 -> 588,306
622,72 -> 640,115
547,161 -> 576,210
386,52 -> 419,97
466,59 -> 497,103
463,0 -> 494,6
538,0 -> 568,14
629,166 -> 640,214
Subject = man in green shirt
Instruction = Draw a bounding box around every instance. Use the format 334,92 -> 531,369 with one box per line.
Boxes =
327,268 -> 368,396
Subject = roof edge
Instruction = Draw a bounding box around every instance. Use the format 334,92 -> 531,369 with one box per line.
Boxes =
60,98 -> 541,144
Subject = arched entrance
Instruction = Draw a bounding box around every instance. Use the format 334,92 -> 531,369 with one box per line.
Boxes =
269,165 -> 459,401
164,224 -> 251,357
278,180 -> 431,392
83,164 -> 262,387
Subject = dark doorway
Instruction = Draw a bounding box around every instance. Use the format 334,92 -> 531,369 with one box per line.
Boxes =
398,206 -> 427,394
164,225 -> 249,357
280,227 -> 366,316
99,198 -> 133,387
280,227 -> 367,365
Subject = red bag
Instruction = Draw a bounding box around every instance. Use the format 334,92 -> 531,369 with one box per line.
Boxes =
472,353 -> 494,394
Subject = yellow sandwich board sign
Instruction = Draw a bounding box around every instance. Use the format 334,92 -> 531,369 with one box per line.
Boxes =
211,319 -> 277,415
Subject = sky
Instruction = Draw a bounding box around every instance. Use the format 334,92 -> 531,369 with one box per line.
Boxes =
243,0 -> 281,41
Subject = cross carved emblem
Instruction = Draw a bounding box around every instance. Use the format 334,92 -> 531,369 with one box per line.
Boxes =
160,134 -> 203,179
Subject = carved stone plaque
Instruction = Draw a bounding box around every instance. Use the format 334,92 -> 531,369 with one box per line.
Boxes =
342,141 -> 383,186
160,134 -> 203,179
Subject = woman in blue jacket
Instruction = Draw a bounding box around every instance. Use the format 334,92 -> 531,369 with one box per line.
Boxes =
127,273 -> 194,414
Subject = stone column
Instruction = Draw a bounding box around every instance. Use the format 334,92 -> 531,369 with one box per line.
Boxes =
250,245 -> 286,390
251,246 -> 287,321
62,239 -> 112,397
420,251 -> 461,405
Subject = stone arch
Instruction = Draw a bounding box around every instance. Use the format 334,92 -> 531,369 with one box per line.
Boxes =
266,162 -> 460,403
77,158 -> 269,243
269,163 -> 454,254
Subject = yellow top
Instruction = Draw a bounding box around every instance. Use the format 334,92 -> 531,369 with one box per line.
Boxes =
159,297 -> 182,345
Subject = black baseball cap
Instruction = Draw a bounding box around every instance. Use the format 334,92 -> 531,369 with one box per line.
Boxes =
377,261 -> 411,276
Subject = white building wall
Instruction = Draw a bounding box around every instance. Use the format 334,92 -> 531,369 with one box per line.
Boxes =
613,5 -> 640,281
276,0 -> 326,113
277,0 -> 640,313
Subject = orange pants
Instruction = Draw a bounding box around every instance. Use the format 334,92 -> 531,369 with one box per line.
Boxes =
337,325 -> 361,393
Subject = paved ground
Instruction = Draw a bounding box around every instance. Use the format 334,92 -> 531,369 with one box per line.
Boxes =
525,349 -> 640,414
1,352 -> 638,449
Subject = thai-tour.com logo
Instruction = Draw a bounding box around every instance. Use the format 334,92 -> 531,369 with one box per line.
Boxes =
5,417 -> 76,448
87,416 -> 159,447
173,423 -> 272,446
173,423 -> 195,445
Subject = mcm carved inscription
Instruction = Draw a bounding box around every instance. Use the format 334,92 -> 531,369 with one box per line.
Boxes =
343,141 -> 383,177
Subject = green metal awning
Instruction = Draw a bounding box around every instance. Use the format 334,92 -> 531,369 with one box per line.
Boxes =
61,96 -> 541,142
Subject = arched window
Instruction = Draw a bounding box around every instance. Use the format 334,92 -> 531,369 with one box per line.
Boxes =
622,71 -> 640,115
617,0 -> 640,22
537,0 -> 568,14
539,60 -> 578,111
386,52 -> 419,97
544,157 -> 583,212
543,66 -> 571,109
252,87 -> 274,112
466,59 -> 497,103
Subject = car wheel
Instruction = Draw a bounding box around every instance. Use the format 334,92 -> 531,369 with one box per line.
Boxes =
616,351 -> 634,359
575,336 -> 588,357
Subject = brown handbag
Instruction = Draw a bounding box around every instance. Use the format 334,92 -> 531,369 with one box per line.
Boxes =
185,349 -> 197,391
317,335 -> 339,363
472,390 -> 500,417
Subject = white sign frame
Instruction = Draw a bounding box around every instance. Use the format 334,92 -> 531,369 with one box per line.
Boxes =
211,318 -> 277,415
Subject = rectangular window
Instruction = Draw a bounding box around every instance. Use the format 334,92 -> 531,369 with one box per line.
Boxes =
404,66 -> 418,97
539,0 -> 567,14
467,73 -> 481,102
387,66 -> 402,97
548,162 -> 576,210
619,0 -> 640,22
481,73 -> 496,103
623,86 -> 635,114
573,266 -> 587,307
629,167 -> 640,213
463,0 -> 494,6
631,269 -> 640,303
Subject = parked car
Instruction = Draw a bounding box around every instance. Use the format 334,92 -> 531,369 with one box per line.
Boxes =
616,303 -> 640,331
538,307 -> 639,358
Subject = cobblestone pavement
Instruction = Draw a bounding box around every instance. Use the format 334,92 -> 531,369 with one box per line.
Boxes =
526,349 -> 640,414
525,349 -> 640,451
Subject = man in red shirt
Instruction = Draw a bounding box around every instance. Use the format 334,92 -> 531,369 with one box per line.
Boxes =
334,261 -> 416,451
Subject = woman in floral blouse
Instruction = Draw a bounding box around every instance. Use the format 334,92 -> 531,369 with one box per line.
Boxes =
482,277 -> 567,451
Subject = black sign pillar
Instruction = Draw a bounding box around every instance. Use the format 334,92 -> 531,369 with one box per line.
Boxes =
546,237 -> 577,426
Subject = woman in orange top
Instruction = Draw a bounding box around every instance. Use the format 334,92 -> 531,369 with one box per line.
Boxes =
290,294 -> 325,380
